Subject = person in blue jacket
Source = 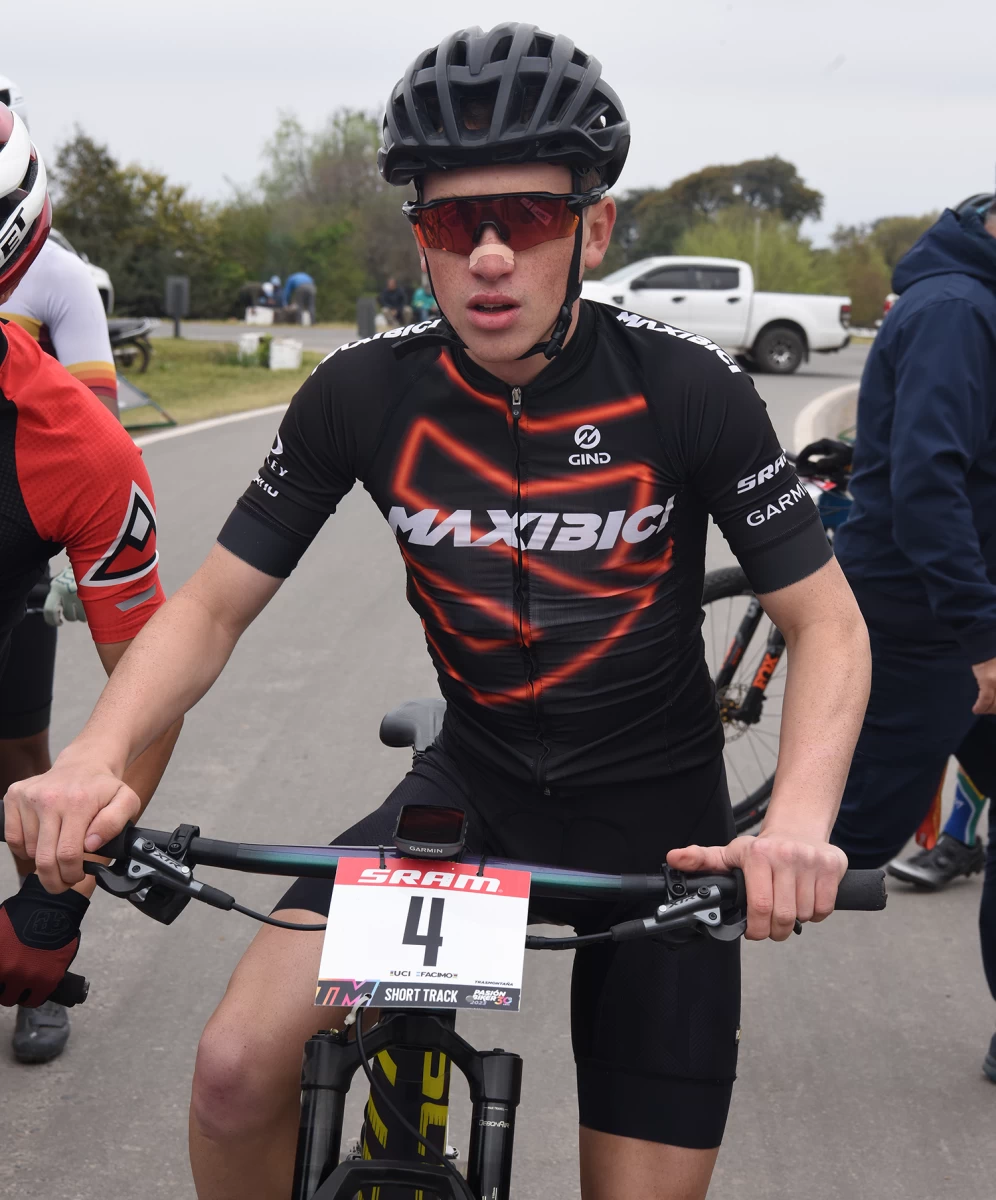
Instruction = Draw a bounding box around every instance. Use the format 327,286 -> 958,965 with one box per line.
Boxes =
283,271 -> 316,321
831,191 -> 996,1082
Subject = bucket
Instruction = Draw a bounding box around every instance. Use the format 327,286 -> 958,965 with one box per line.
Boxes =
245,306 -> 275,326
269,338 -> 303,370
238,333 -> 262,362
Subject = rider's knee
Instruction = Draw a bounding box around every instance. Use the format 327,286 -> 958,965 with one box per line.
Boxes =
191,1017 -> 291,1142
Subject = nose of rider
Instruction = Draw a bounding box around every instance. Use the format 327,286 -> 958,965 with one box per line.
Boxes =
469,225 -> 514,281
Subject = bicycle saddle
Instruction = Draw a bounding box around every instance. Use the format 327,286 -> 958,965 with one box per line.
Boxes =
379,698 -> 447,752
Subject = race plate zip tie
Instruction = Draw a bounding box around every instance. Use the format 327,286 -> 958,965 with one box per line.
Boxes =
343,993 -> 374,1027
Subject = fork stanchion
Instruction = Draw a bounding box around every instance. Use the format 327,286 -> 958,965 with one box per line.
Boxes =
292,1032 -> 351,1200
466,1049 -> 522,1200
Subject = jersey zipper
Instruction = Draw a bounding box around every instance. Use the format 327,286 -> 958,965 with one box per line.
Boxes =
509,386 -> 552,790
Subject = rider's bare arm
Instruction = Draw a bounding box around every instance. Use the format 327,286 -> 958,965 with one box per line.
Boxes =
669,558 -> 870,942
3,545 -> 282,890
6,639 -> 184,897
754,557 -> 870,827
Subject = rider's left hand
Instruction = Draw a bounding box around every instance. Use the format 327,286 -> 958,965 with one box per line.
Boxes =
667,830 -> 847,942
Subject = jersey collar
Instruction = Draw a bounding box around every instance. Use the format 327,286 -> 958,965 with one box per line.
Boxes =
454,299 -> 597,399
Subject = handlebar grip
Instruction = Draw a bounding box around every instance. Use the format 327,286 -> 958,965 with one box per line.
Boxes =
834,869 -> 887,911
49,972 -> 89,1007
0,807 -> 131,861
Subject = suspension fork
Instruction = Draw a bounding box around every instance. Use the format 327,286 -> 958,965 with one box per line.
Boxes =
292,1010 -> 522,1200
731,623 -> 786,725
715,596 -> 765,691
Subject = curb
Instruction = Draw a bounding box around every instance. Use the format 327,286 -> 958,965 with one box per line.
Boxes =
794,383 -> 859,451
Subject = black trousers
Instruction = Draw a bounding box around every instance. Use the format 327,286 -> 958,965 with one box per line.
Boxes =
831,585 -> 996,1001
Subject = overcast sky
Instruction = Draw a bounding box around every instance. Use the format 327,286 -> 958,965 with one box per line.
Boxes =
10,0 -> 995,245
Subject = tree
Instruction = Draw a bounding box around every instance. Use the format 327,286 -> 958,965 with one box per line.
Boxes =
51,129 -> 233,317
256,110 -> 419,315
676,208 -> 839,294
869,213 -> 938,271
830,226 -> 892,326
594,156 -> 824,275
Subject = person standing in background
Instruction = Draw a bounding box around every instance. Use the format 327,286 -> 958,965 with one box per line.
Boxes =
283,271 -> 316,322
379,275 -> 407,325
830,190 -> 996,1081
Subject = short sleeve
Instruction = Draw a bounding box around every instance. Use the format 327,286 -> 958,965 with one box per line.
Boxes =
39,246 -> 117,404
15,362 -> 165,642
687,370 -> 831,594
217,366 -> 357,577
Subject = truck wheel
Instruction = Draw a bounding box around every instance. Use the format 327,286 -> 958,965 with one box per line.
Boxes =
753,327 -> 804,374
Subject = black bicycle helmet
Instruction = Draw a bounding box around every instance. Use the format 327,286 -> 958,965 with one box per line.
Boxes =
380,24 -> 629,361
379,23 -> 630,190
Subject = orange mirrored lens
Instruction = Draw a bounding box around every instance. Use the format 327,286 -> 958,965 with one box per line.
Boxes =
415,196 -> 579,254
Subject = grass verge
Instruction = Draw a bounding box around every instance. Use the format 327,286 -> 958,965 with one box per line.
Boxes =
120,338 -> 323,428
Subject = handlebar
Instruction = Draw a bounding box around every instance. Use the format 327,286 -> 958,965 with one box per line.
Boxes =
0,813 -> 885,1004
0,811 -> 887,909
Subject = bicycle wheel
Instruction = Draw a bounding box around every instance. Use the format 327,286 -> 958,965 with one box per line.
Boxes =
702,566 -> 785,833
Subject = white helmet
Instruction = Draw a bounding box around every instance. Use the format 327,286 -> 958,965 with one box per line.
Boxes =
0,74 -> 28,130
0,104 -> 51,296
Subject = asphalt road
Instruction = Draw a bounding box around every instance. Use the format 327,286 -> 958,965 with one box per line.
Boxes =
3,342 -> 993,1200
150,319 -> 356,354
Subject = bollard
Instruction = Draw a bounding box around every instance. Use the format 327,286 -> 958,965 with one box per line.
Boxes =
356,296 -> 377,340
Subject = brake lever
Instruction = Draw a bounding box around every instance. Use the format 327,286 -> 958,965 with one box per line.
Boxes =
85,826 -> 234,924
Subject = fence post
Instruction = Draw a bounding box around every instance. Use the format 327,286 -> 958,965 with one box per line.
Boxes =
356,296 -> 376,340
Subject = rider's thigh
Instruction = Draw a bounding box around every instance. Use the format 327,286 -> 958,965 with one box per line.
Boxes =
191,911 -> 338,1139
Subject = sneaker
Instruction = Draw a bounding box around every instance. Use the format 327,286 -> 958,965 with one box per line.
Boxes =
985,1034 -> 996,1084
886,833 -> 986,891
12,1000 -> 70,1064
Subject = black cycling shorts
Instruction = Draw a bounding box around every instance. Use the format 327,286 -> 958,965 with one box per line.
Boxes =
0,584 -> 57,739
275,735 -> 740,1149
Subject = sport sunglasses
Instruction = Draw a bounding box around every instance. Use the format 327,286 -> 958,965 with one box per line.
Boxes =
403,188 -> 607,255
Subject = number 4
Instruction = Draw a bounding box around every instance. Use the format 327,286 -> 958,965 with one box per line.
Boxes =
403,896 -> 445,967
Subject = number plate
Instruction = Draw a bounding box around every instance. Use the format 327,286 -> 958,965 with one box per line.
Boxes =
316,857 -> 530,1011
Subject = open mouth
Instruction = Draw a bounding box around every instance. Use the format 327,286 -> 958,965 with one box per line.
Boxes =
472,301 -> 517,312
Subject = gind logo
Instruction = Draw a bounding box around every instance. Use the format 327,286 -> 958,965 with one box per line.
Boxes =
574,425 -> 601,450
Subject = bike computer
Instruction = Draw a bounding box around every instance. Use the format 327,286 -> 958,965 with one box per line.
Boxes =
393,805 -> 467,860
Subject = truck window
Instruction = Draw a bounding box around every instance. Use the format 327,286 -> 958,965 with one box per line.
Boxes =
693,266 -> 740,290
632,266 -> 694,290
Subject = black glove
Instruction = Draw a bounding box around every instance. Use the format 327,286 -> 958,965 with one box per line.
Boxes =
0,874 -> 89,1007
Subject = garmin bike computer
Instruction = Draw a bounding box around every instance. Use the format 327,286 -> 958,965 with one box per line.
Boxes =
393,805 -> 467,860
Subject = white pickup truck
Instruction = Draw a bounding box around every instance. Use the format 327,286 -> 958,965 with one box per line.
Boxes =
582,256 -> 850,374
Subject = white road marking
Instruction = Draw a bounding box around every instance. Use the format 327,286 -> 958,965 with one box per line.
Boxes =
133,403 -> 289,449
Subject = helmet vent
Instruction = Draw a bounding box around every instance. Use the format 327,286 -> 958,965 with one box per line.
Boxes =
0,90 -> 9,107
571,48 -> 589,67
548,80 -> 576,124
489,35 -> 513,63
530,34 -> 554,57
448,39 -> 468,68
392,95 -> 412,141
459,82 -> 499,134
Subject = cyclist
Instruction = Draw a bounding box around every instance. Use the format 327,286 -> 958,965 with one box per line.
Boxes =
0,104 -> 180,1057
4,27 -> 869,1199
0,73 -> 122,1063
830,191 -> 996,1079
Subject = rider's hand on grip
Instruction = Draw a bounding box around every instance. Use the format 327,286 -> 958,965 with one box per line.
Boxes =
0,874 -> 89,1008
3,758 -> 141,891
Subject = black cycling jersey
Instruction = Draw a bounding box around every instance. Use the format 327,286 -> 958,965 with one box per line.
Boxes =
219,301 -> 830,787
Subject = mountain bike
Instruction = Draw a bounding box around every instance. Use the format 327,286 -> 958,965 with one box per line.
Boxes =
2,696 -> 886,1200
703,439 -> 855,834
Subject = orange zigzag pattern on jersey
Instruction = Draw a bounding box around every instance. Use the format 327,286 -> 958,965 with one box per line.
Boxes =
390,390 -> 674,707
